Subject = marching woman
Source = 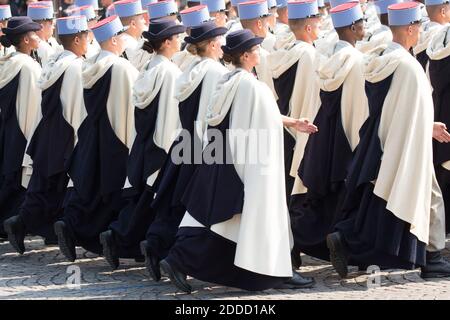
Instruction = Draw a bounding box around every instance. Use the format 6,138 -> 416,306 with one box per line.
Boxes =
54,16 -> 139,261
172,5 -> 212,72
0,16 -> 42,239
99,18 -> 186,270
140,20 -> 229,282
3,16 -> 89,254
159,29 -> 316,294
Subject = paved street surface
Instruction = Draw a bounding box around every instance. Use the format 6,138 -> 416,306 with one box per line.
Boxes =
1,237 -> 449,300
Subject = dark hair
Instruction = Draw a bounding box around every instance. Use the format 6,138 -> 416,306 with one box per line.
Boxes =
0,33 -> 26,48
222,51 -> 244,67
142,35 -> 173,54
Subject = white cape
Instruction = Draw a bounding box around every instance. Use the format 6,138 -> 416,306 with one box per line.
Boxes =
356,24 -> 393,53
317,40 -> 369,151
175,57 -> 228,142
181,69 -> 293,277
82,50 -> 139,151
364,42 -> 442,244
0,52 -> 42,187
38,50 -> 87,147
132,54 -> 182,187
270,41 -> 321,195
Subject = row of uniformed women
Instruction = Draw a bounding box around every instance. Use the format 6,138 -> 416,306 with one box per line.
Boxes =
0,11 -> 318,292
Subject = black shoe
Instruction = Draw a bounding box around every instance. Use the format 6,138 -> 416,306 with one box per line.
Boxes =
275,270 -> 315,289
4,215 -> 26,254
326,231 -> 348,278
160,259 -> 191,294
140,241 -> 161,281
99,230 -> 119,270
291,247 -> 302,269
54,221 -> 76,262
421,251 -> 450,279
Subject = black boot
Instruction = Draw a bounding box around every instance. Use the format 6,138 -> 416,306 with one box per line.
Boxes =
421,251 -> 450,278
99,230 -> 119,270
326,231 -> 349,278
291,246 -> 303,270
275,270 -> 315,289
140,240 -> 161,281
160,259 -> 191,294
54,221 -> 76,262
4,215 -> 26,254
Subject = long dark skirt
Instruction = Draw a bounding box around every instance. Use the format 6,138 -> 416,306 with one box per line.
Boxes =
62,187 -> 126,255
435,164 -> 450,234
0,185 -> 26,238
335,183 -> 427,269
19,171 -> 68,241
165,226 -> 289,291
108,187 -> 156,258
290,183 -> 346,261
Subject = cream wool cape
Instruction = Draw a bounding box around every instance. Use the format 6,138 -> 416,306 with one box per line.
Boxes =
82,50 -> 139,156
36,39 -> 60,66
38,50 -> 87,147
427,24 -> 450,61
317,40 -> 368,152
363,41 -> 443,244
255,46 -> 277,97
130,54 -> 182,187
0,52 -> 42,187
356,24 -> 393,53
172,49 -> 200,72
414,21 -> 444,56
175,57 -> 229,145
122,33 -> 154,71
85,38 -> 101,59
261,32 -> 276,53
269,40 -> 321,195
314,29 -> 338,55
180,69 -> 293,277
0,45 -> 15,57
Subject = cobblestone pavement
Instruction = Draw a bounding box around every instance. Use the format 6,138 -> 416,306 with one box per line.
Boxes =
0,237 -> 449,300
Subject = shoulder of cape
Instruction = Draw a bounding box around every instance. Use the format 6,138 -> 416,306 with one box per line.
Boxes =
113,56 -> 139,75
207,60 -> 228,76
64,58 -> 83,77
20,54 -> 41,74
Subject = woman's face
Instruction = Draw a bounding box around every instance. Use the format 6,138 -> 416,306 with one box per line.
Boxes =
210,36 -> 224,60
242,45 -> 260,68
25,31 -> 41,50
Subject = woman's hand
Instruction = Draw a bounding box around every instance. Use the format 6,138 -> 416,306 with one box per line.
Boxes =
433,122 -> 450,143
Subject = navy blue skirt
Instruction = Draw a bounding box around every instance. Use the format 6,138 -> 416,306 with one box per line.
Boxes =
109,187 -> 156,258
62,187 -> 126,255
20,171 -> 69,241
335,183 -> 427,269
166,227 -> 289,291
290,182 -> 346,261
